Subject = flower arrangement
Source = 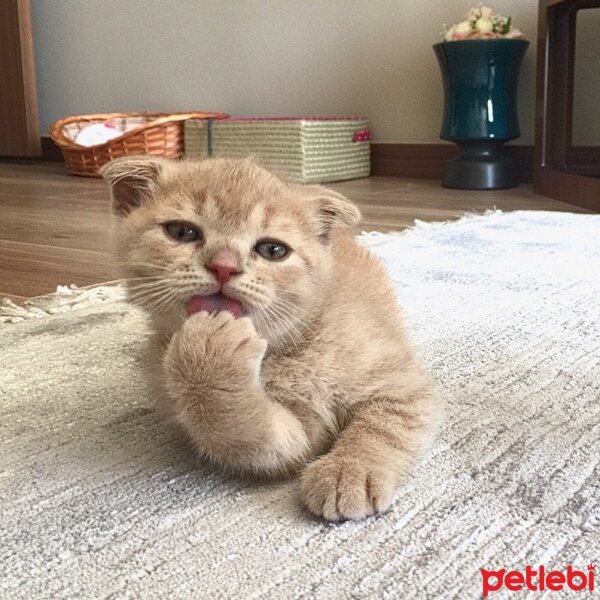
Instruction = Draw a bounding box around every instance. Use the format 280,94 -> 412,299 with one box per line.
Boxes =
443,4 -> 525,41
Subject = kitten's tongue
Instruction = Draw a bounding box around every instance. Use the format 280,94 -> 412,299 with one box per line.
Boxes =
186,293 -> 243,319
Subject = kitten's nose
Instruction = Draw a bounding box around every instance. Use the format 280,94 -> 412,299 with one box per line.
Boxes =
206,252 -> 241,285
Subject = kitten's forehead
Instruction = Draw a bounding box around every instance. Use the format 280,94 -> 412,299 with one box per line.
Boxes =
162,159 -> 310,233
203,197 -> 266,234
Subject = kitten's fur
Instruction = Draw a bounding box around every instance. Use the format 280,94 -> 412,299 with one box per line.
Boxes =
101,156 -> 441,521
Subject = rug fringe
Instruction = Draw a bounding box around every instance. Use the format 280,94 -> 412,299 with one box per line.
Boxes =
359,208 -> 502,238
0,283 -> 126,324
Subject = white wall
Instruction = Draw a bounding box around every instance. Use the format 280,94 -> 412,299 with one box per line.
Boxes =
31,0 -> 539,144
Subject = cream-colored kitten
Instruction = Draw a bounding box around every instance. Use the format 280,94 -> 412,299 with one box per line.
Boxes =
101,156 -> 441,521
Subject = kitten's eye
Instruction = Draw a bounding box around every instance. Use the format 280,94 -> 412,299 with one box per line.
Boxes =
164,222 -> 201,243
255,240 -> 289,261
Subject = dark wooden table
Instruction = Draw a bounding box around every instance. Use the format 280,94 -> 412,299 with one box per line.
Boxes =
534,0 -> 600,212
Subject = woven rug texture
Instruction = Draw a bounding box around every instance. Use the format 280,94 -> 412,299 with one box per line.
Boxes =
1,210 -> 599,599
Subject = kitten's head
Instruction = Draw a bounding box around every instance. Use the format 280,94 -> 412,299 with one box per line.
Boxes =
101,156 -> 360,347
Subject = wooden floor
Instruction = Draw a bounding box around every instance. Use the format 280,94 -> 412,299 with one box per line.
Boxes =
0,162 -> 590,302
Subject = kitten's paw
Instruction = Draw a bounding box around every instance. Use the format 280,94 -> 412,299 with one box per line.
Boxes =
300,453 -> 396,521
166,311 -> 267,382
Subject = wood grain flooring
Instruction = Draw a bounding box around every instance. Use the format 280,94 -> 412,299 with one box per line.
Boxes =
0,162 -> 590,300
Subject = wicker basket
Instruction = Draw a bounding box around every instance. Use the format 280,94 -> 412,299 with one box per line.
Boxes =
185,116 -> 371,183
49,111 -> 228,176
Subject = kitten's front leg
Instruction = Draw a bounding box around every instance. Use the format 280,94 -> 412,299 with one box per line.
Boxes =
163,311 -> 309,476
300,381 -> 439,521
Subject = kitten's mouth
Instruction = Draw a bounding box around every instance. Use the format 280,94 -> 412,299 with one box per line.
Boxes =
185,293 -> 243,319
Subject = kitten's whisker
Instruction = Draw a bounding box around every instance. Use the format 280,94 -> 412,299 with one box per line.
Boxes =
127,280 -> 175,291
128,286 -> 174,306
273,298 -> 318,339
241,286 -> 312,350
127,285 -> 172,296
273,295 -> 311,320
127,279 -> 169,293
259,302 -> 309,353
127,283 -> 165,297
124,275 -> 171,282
142,288 -> 180,314
119,261 -> 173,272
119,260 -> 171,268
146,295 -> 172,315
270,298 -> 310,331
156,288 -> 183,314
255,307 -> 287,347
275,304 -> 314,347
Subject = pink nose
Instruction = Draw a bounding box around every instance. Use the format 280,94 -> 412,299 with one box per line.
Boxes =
206,253 -> 241,285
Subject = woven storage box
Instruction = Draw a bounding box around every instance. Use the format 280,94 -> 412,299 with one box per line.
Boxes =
185,117 -> 371,183
50,111 -> 228,177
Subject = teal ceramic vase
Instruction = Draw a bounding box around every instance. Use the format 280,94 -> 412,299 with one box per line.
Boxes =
433,39 -> 529,189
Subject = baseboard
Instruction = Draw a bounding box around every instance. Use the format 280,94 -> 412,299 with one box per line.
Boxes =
41,136 -> 536,183
41,136 -> 63,161
370,142 -> 534,183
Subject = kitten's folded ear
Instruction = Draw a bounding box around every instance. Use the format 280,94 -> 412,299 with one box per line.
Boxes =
100,155 -> 170,216
305,185 -> 361,239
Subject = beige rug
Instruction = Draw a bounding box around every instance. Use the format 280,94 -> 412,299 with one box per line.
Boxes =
1,211 -> 599,599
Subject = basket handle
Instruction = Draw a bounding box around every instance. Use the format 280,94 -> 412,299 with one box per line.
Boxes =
142,112 -> 218,128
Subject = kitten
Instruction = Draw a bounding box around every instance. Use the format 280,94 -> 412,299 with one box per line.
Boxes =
101,156 -> 441,521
